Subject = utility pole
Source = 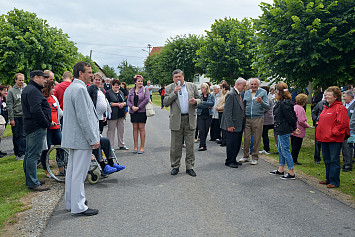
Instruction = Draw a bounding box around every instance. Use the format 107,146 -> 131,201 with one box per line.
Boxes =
89,50 -> 92,59
147,44 -> 152,54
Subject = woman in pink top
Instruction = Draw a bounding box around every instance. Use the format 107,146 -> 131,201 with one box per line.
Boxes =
291,93 -> 309,165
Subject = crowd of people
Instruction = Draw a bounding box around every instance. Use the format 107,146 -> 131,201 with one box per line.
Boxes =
0,64 -> 354,216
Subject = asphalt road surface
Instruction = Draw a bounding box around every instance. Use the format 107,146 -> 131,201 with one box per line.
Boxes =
41,105 -> 354,237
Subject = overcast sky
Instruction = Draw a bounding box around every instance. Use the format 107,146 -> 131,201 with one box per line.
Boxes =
0,0 -> 274,71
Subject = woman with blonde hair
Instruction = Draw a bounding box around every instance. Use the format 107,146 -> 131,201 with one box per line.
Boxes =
196,83 -> 215,151
127,75 -> 150,154
269,82 -> 299,179
291,93 -> 309,165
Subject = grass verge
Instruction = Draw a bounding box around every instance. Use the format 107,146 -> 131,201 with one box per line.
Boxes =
3,125 -> 12,138
0,155 -> 30,229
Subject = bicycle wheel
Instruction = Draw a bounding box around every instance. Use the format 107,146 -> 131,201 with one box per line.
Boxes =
46,146 -> 69,182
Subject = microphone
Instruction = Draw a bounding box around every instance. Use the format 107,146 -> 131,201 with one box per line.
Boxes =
177,81 -> 182,95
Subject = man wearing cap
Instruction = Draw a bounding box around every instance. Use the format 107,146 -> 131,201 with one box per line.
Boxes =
21,70 -> 52,191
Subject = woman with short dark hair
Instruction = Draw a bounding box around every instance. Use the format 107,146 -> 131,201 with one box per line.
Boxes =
316,86 -> 350,188
106,79 -> 128,150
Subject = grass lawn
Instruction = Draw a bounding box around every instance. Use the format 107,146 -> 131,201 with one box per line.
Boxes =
152,92 -> 169,111
3,125 -> 12,138
0,156 -> 29,229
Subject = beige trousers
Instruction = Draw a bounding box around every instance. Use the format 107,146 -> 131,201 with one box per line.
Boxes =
170,116 -> 195,170
243,117 -> 264,160
107,118 -> 125,148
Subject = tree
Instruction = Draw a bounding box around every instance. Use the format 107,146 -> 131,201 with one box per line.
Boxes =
102,65 -> 118,78
196,17 -> 257,85
144,53 -> 170,85
0,8 -> 78,84
117,60 -> 141,85
254,0 -> 355,88
144,34 -> 203,85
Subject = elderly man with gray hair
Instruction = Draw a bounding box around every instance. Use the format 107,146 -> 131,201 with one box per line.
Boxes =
239,78 -> 269,165
342,90 -> 355,172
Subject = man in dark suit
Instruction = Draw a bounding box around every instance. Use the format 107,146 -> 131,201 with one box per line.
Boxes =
220,77 -> 247,168
342,90 -> 355,172
103,78 -> 112,91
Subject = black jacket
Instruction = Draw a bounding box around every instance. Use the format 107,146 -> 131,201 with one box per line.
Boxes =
21,80 -> 51,135
273,99 -> 297,135
87,84 -> 105,108
1,98 -> 8,124
311,100 -> 328,123
105,89 -> 126,120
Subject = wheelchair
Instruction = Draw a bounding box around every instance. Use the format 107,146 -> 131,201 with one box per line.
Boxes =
45,145 -> 121,184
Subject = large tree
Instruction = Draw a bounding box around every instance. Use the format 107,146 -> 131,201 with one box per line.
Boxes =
102,65 -> 118,78
196,17 -> 257,85
254,0 -> 355,88
0,8 -> 78,84
117,60 -> 143,85
145,34 -> 203,85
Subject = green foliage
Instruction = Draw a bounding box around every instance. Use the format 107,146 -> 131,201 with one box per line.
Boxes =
196,17 -> 257,85
255,0 -> 355,88
0,8 -> 78,85
144,34 -> 203,86
74,53 -> 99,75
102,65 -> 118,78
117,60 -> 142,85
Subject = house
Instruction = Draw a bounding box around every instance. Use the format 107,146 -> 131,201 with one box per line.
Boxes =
94,62 -> 108,79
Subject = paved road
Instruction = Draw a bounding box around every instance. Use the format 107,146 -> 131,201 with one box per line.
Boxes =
41,106 -> 354,237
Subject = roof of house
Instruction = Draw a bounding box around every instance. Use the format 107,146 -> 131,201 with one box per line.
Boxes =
149,47 -> 163,56
94,61 -> 108,78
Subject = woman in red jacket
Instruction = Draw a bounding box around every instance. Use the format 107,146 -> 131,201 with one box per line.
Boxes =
316,86 -> 350,188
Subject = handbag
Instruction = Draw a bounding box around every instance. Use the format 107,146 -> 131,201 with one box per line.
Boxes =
143,87 -> 155,117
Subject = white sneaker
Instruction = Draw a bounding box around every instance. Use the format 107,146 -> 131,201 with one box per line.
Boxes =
251,160 -> 258,165
264,151 -> 270,155
16,155 -> 24,160
259,150 -> 265,154
238,157 -> 250,162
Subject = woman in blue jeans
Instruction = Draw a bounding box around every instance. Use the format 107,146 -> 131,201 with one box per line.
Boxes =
269,82 -> 299,179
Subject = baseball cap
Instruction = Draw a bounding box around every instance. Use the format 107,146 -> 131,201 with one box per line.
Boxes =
30,70 -> 49,79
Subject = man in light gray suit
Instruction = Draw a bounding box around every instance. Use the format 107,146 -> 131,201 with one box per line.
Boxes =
221,78 -> 247,168
62,61 -> 100,216
164,69 -> 201,177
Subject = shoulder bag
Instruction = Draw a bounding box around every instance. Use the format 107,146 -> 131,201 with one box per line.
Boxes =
143,87 -> 155,117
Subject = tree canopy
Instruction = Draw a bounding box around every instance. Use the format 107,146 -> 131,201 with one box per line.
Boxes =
196,17 -> 257,85
117,60 -> 145,85
0,8 -> 78,84
102,65 -> 118,78
254,0 -> 355,88
144,34 -> 203,86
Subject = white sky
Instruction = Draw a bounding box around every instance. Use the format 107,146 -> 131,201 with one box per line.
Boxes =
0,0 -> 274,71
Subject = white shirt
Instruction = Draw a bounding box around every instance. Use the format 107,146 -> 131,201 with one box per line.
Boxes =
178,83 -> 189,114
96,89 -> 107,120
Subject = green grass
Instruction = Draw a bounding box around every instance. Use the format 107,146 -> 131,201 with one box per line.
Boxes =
264,104 -> 355,199
0,156 -> 30,229
3,125 -> 12,138
152,92 -> 169,111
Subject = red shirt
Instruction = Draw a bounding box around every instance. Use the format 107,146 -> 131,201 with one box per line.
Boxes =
54,81 -> 71,110
316,101 -> 350,142
47,96 -> 60,130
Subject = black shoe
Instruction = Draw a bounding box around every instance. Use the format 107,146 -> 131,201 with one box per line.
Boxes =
272,152 -> 279,154
72,208 -> 99,216
39,179 -> 46,185
269,170 -> 284,175
315,161 -> 321,164
216,140 -> 222,144
225,163 -> 238,168
342,167 -> 352,172
294,162 -> 302,165
280,173 -> 295,180
171,168 -> 179,175
220,143 -> 226,147
198,147 -> 207,151
29,185 -> 50,192
0,151 -> 7,156
186,169 -> 196,177
236,162 -> 243,166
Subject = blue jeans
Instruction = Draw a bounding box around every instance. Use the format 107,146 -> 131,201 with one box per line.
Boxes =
277,134 -> 294,170
23,128 -> 47,188
321,142 -> 342,187
40,129 -> 62,170
160,95 -> 165,108
12,117 -> 26,156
